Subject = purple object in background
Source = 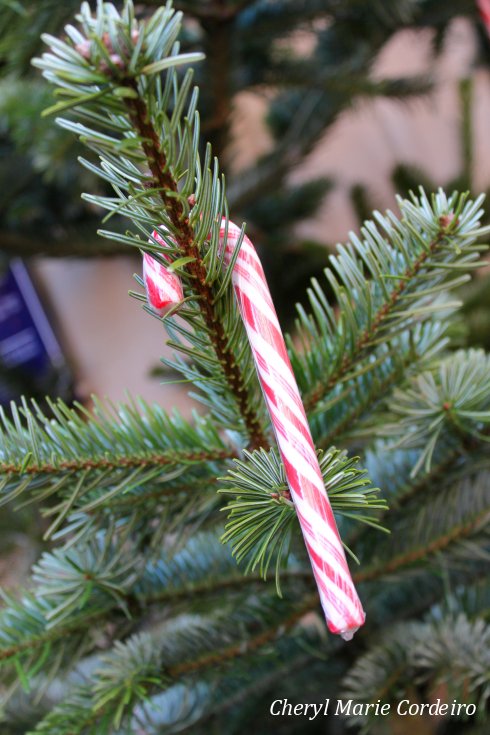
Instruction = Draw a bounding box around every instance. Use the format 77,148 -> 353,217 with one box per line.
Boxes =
0,259 -> 66,405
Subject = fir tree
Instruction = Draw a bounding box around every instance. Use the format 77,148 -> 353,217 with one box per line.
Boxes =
0,0 -> 483,320
1,2 -> 490,734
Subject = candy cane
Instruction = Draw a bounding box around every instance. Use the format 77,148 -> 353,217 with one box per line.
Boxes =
143,220 -> 365,639
143,233 -> 183,316
478,0 -> 490,35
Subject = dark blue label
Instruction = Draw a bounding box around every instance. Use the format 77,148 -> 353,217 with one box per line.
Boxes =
0,259 -> 65,404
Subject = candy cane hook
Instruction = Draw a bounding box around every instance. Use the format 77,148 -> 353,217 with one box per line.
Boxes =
143,220 -> 365,639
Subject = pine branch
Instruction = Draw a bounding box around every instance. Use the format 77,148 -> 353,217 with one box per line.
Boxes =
342,612 -> 490,732
220,446 -> 386,592
121,88 -> 266,448
288,190 -> 488,414
0,396 -> 233,538
169,596 -> 317,678
0,569 -> 310,667
354,469 -> 490,584
364,430 -> 490,521
0,452 -> 223,476
33,0 -> 270,450
379,349 -> 490,475
29,594 -> 320,735
0,532 -> 313,682
313,320 -> 448,448
344,350 -> 489,543
168,651 -> 318,735
361,562 -> 490,636
365,443 -> 464,513
348,430 -> 490,554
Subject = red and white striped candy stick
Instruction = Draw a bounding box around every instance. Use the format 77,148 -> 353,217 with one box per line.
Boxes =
478,0 -> 490,35
143,231 -> 183,316
143,220 -> 365,639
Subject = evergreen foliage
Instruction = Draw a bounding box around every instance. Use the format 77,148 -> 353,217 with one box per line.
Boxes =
387,76 -> 490,351
0,2 -> 490,734
0,0 -> 485,321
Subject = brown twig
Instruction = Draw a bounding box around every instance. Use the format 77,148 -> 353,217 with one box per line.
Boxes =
1,447 -> 234,478
124,89 -> 268,450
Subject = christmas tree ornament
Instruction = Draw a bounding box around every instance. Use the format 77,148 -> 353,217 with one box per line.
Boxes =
143,218 -> 365,640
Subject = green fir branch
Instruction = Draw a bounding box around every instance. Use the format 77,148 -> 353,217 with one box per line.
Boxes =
33,0 -> 270,449
342,612 -> 490,733
0,396 -> 233,539
29,594 -> 319,735
288,190 -> 488,415
312,319 -> 449,448
355,469 -> 490,584
220,446 -> 386,592
379,349 -> 490,475
0,532 -> 313,686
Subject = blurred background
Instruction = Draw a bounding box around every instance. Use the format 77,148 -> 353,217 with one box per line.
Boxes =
2,1 -> 490,416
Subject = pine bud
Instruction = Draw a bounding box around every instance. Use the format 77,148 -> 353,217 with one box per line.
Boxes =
102,32 -> 114,53
439,213 -> 459,230
75,39 -> 92,60
109,53 -> 125,70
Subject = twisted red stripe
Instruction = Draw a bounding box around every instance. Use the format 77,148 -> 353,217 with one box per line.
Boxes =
143,230 -> 183,316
